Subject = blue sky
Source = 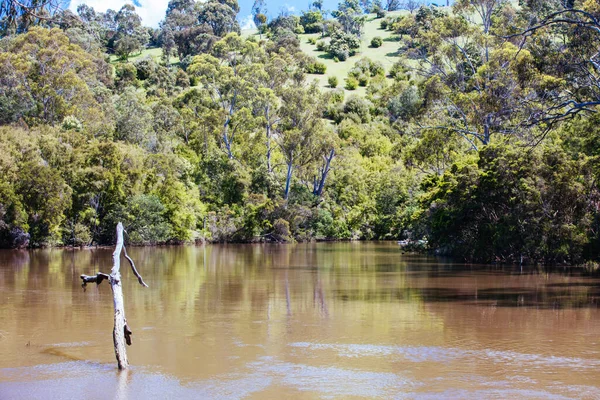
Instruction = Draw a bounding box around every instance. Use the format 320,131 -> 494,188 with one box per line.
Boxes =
66,0 -> 340,29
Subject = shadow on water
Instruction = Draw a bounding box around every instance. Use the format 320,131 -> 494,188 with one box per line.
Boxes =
415,287 -> 600,309
332,284 -> 600,309
330,257 -> 600,309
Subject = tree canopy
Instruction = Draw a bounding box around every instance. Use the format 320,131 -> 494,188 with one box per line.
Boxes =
1,1 -> 600,264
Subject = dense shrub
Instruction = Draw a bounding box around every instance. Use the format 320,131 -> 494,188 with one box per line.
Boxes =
300,10 -> 324,34
328,76 -> 338,88
421,142 -> 593,264
115,63 -> 139,88
104,194 -> 171,245
343,95 -> 372,123
345,77 -> 359,90
328,30 -> 360,61
133,57 -> 158,81
389,60 -> 409,79
374,6 -> 387,19
0,180 -> 29,248
371,36 -> 383,48
306,61 -> 327,74
349,58 -> 385,79
388,85 -> 422,121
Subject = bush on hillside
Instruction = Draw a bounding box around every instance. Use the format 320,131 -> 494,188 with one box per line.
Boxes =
345,76 -> 358,90
306,61 -> 327,74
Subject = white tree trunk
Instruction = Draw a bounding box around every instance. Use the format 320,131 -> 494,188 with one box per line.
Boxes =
81,222 -> 147,370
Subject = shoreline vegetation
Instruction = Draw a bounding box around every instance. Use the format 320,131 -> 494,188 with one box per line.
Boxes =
1,0 -> 600,265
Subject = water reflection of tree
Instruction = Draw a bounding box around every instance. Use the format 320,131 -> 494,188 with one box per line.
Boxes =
0,243 -> 444,372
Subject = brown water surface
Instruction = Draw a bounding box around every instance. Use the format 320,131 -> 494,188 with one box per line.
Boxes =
1,242 -> 600,399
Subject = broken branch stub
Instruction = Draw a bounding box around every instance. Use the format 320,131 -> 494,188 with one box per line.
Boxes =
80,222 -> 148,370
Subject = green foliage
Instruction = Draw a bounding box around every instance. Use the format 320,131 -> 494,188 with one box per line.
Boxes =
387,85 -> 421,121
0,179 -> 29,248
305,61 -> 327,74
332,0 -> 365,36
2,2 -> 600,265
252,0 -> 267,32
420,142 -> 592,264
198,0 -> 240,37
0,27 -> 111,133
115,63 -> 139,89
388,60 -> 408,80
113,87 -> 156,149
104,194 -> 172,245
18,160 -> 72,246
300,10 -> 325,34
113,4 -> 150,60
327,29 -> 360,61
344,96 -> 372,123
371,36 -> 383,48
349,58 -> 385,79
62,116 -> 83,132
345,76 -> 359,90
273,218 -> 292,241
374,6 -> 387,19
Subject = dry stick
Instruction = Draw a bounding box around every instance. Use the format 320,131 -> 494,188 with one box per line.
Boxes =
80,222 -> 148,370
123,245 -> 148,287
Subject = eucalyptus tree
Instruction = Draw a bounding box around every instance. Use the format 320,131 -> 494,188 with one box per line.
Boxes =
113,4 -> 149,59
198,0 -> 241,37
396,9 -> 563,150
0,0 -> 62,36
276,84 -> 333,200
253,54 -> 296,173
401,0 -> 420,13
0,27 -> 112,134
113,87 -> 156,150
161,0 -> 198,59
333,0 -> 365,36
187,34 -> 263,159
164,0 -> 198,30
252,0 -> 267,37
506,0 -> 600,129
454,0 -> 504,34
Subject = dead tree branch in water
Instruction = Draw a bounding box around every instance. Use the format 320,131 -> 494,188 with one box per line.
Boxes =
80,222 -> 148,370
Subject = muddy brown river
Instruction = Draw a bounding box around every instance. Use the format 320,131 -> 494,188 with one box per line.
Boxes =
1,242 -> 600,399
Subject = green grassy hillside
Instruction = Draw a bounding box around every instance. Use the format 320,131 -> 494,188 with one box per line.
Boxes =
110,47 -> 180,65
299,11 -> 407,94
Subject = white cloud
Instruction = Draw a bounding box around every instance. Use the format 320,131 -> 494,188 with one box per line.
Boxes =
69,0 -> 169,28
240,15 -> 256,30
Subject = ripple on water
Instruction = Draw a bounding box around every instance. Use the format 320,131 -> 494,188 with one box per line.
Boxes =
246,356 -> 419,397
289,342 -> 600,371
2,354 -> 600,399
0,359 -> 414,399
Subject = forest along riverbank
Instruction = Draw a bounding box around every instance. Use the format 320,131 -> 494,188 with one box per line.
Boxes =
2,2 -> 600,266
1,242 -> 600,399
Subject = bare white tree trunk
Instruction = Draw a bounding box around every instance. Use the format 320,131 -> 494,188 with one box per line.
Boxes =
81,222 -> 148,370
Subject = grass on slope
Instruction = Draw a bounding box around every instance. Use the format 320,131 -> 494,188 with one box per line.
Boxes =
110,47 -> 180,65
298,11 -> 408,94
